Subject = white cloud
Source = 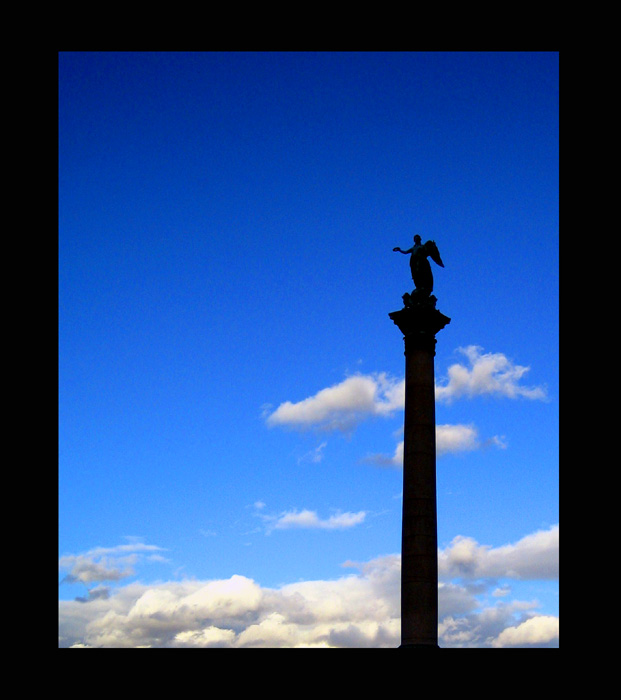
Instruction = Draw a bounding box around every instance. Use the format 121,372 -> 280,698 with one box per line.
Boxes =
59,557 -> 401,649
266,508 -> 367,532
438,525 -> 559,580
59,540 -> 167,586
365,423 -> 505,467
490,614 -> 559,648
438,600 -> 558,648
266,373 -> 404,432
174,626 -> 237,648
59,526 -> 558,648
265,346 -> 545,435
59,556 -> 135,585
437,424 -> 481,455
436,345 -> 547,403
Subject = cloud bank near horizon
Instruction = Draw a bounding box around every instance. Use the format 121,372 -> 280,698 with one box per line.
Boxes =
59,525 -> 558,648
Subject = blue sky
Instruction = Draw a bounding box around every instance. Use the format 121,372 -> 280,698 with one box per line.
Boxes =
59,51 -> 558,648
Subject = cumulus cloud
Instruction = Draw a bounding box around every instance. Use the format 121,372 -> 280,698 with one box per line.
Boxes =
490,614 -> 559,648
439,603 -> 558,649
438,525 -> 559,580
266,373 -> 404,432
365,423 -> 506,467
435,346 -> 547,403
59,526 -> 559,648
437,423 -> 481,455
265,346 -> 545,436
59,557 -> 401,649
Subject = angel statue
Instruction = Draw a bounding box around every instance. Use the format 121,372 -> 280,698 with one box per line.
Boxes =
393,235 -> 445,300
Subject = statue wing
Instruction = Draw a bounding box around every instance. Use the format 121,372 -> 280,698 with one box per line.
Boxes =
426,240 -> 445,267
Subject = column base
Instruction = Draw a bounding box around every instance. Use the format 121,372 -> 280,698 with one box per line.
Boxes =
399,643 -> 440,648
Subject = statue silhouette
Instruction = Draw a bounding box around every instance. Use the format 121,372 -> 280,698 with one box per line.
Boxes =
393,235 -> 444,298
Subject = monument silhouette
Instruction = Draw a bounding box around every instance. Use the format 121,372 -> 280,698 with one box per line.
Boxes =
390,235 -> 450,648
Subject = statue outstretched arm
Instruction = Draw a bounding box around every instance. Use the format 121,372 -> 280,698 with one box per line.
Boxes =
393,246 -> 413,254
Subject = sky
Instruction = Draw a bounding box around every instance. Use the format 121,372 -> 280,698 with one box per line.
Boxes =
58,51 -> 559,648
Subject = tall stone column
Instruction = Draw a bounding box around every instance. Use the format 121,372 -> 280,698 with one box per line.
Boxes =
389,297 -> 450,648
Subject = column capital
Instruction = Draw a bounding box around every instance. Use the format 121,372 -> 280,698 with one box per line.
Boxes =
389,295 -> 450,355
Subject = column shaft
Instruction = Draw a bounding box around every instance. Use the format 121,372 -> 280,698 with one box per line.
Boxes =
389,299 -> 449,649
401,344 -> 438,647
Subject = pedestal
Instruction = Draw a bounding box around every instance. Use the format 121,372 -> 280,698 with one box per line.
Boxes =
389,297 -> 450,648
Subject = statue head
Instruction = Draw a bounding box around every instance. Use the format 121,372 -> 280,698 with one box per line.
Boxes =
413,235 -> 422,245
